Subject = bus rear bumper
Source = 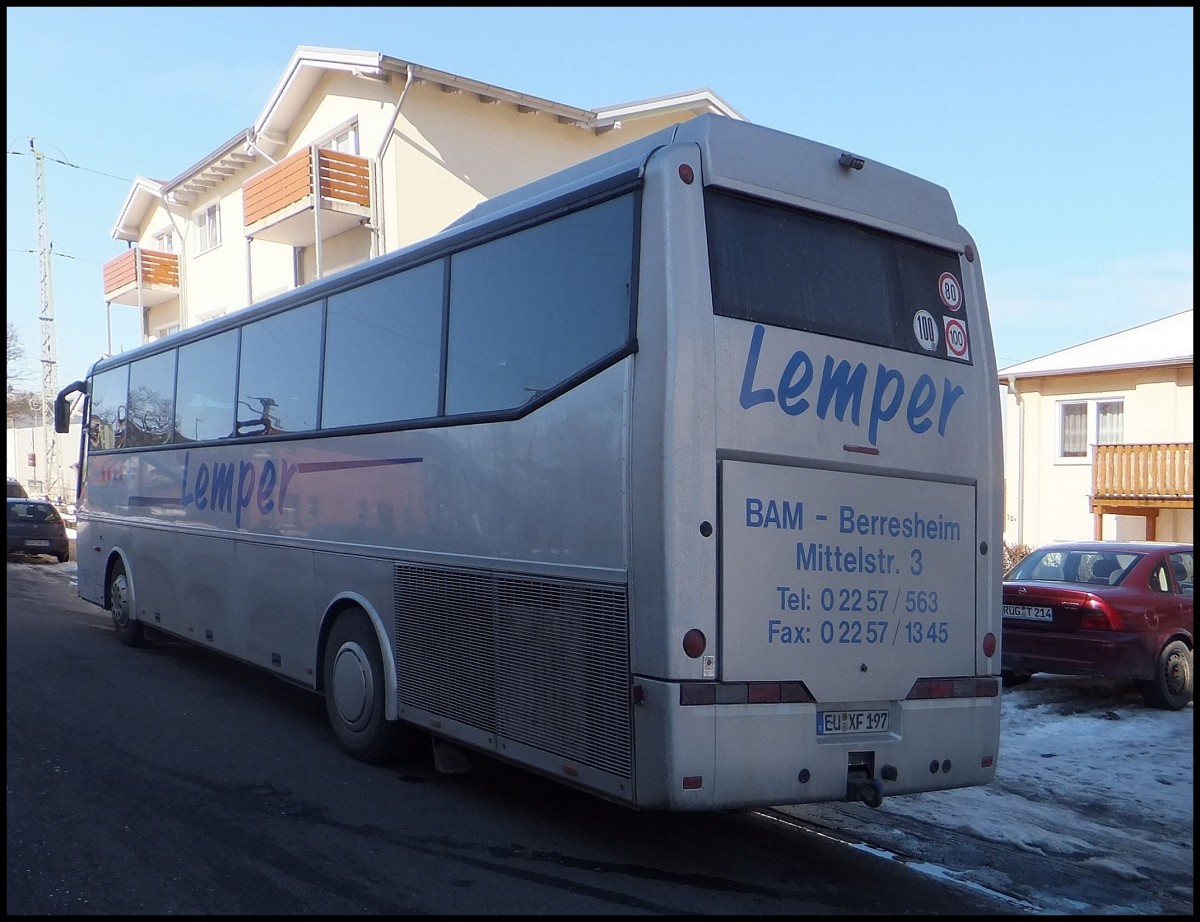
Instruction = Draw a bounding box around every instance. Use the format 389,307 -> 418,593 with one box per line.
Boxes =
630,677 -> 1001,811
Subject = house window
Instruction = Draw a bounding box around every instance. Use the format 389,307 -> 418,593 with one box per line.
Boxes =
321,123 -> 360,155
197,204 -> 221,252
1058,399 -> 1124,460
1097,400 -> 1123,445
154,229 -> 174,253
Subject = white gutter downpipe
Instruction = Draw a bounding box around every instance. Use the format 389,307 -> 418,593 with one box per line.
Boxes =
244,134 -> 278,302
371,64 -> 414,258
1004,376 -> 1025,547
157,191 -> 189,332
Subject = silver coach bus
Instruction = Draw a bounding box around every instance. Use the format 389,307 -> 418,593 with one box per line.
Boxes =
57,114 -> 1003,811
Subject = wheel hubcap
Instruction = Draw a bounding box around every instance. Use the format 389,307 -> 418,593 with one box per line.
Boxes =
111,575 -> 130,627
1164,652 -> 1188,695
331,642 -> 372,729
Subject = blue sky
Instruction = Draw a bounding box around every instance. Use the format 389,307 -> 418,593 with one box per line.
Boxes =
6,6 -> 1194,389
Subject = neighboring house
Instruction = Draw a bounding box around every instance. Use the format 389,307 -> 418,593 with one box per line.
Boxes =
6,398 -> 83,503
999,309 -> 1193,548
100,45 -> 742,350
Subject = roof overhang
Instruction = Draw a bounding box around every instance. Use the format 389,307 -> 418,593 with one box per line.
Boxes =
113,45 -> 745,240
161,131 -> 257,208
1000,356 -> 1192,383
111,177 -> 166,242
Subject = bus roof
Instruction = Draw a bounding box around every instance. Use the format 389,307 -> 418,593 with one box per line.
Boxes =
451,114 -> 964,246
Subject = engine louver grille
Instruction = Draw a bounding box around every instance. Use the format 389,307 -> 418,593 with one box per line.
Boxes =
393,563 -> 631,779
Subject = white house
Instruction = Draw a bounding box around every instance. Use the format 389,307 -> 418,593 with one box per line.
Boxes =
999,309 -> 1193,548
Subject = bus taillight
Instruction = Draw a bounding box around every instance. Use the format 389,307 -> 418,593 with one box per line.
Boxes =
907,677 -> 1000,700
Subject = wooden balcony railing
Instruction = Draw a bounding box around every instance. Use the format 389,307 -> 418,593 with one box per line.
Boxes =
242,147 -> 370,227
1091,442 -> 1193,539
102,248 -> 179,305
1092,442 -> 1193,506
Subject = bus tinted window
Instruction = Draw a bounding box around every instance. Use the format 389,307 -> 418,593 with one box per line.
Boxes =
322,259 -> 445,428
236,301 -> 323,436
177,329 -> 238,441
125,349 -> 177,447
88,365 -> 129,449
705,189 -> 969,362
445,192 -> 636,415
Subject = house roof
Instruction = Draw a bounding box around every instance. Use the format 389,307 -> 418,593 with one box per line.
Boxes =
998,309 -> 1194,380
112,45 -> 742,239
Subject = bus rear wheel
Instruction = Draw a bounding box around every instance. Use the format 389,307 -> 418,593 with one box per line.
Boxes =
109,559 -> 145,648
323,608 -> 416,764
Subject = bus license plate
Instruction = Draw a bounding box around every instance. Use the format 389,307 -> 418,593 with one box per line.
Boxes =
25,539 -> 50,548
817,709 -> 889,736
1003,604 -> 1053,622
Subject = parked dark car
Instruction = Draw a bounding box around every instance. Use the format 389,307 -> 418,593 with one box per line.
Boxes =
6,497 -> 70,563
1002,541 -> 1193,710
7,478 -> 28,498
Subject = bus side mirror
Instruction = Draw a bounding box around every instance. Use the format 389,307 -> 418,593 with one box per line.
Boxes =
54,381 -> 86,434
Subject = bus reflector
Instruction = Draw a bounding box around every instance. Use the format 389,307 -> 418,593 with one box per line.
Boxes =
682,629 -> 707,658
682,776 -> 703,789
982,632 -> 997,657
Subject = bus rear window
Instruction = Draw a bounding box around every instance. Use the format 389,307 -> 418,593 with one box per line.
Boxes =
705,189 -> 970,363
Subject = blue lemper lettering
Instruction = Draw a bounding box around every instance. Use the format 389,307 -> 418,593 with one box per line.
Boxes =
738,324 -> 964,445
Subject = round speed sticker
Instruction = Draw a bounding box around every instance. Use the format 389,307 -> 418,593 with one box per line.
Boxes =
938,272 -> 962,310
913,310 -> 939,351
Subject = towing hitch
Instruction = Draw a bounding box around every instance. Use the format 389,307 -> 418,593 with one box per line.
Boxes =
846,776 -> 884,808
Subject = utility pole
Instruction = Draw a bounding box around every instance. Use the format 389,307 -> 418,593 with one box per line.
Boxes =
32,139 -> 61,501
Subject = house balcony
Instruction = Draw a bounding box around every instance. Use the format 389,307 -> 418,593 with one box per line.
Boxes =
1091,442 -> 1194,539
242,146 -> 371,247
102,248 -> 179,307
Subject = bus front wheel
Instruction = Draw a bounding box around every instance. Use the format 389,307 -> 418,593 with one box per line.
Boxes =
323,608 -> 413,764
109,559 -> 145,648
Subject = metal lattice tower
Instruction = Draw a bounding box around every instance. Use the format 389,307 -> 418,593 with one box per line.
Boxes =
32,140 -> 61,500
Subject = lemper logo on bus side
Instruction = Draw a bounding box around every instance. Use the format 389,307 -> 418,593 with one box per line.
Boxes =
738,324 -> 966,446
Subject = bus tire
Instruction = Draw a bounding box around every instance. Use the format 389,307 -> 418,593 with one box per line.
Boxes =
323,608 -> 412,764
1140,640 -> 1192,711
109,559 -> 145,648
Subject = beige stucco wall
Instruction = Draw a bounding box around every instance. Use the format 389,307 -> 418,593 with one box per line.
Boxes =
1002,364 -> 1194,549
125,69 -> 705,336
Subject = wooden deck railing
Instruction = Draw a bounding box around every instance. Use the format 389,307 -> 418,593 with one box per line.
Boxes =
1092,442 -> 1193,505
102,249 -> 179,298
242,147 -> 370,227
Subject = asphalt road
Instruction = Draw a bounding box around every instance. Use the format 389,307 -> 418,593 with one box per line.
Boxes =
6,559 -> 1018,915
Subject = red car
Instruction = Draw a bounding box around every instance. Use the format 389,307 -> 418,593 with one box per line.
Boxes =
1001,541 -> 1193,710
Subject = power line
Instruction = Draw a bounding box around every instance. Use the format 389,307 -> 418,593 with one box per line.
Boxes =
7,247 -> 104,264
6,146 -> 133,184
